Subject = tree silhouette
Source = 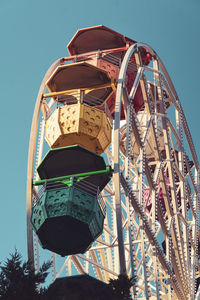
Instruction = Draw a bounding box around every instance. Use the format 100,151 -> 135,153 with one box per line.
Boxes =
44,274 -> 134,300
0,250 -> 135,299
108,274 -> 134,300
0,250 -> 52,300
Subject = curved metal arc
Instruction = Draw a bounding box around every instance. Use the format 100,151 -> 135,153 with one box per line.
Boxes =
168,212 -> 195,296
114,42 -> 193,298
113,44 -> 139,275
26,58 -> 65,264
136,42 -> 178,99
138,42 -> 199,170
113,43 -> 160,277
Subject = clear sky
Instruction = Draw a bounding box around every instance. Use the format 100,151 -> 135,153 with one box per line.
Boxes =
0,0 -> 199,265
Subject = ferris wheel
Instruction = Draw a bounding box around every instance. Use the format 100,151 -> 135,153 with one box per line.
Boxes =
26,26 -> 200,299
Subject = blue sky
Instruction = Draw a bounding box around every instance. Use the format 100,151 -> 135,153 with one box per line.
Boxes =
0,0 -> 199,265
